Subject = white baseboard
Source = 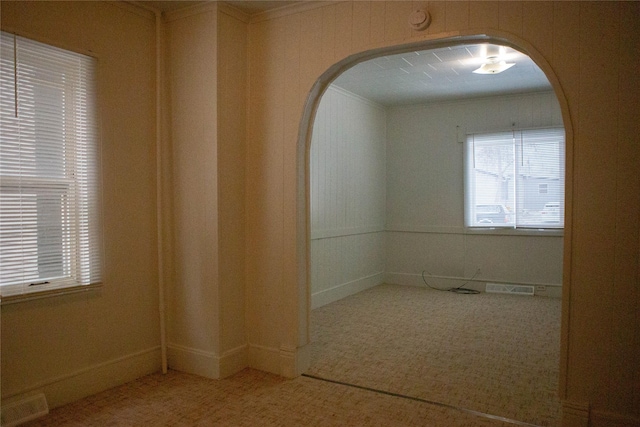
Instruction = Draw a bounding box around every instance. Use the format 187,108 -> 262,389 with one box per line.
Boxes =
219,345 -> 249,378
590,409 -> 640,427
3,347 -> 161,410
167,343 -> 219,379
248,344 -> 281,376
311,272 -> 384,309
561,400 -> 589,427
167,343 -> 248,379
247,343 -> 310,378
385,272 -> 562,298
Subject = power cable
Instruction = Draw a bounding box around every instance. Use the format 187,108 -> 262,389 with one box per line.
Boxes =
421,269 -> 481,294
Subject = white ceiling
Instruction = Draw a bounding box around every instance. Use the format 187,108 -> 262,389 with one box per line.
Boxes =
332,43 -> 552,106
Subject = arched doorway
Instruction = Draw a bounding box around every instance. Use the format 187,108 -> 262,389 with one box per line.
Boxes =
297,33 -> 572,426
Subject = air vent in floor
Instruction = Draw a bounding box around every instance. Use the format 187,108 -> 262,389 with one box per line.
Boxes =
1,393 -> 49,427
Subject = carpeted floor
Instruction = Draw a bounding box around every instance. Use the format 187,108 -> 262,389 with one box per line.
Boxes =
308,284 -> 561,426
23,284 -> 561,426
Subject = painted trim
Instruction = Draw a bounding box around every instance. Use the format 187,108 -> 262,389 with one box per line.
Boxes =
386,225 -> 563,238
167,343 -> 219,379
312,272 -> 384,309
3,347 -> 161,409
219,345 -> 249,378
246,343 -> 310,378
163,1 -> 216,22
248,344 -> 281,376
561,400 -> 590,427
326,85 -> 386,111
218,3 -> 250,23
386,272 -> 562,296
590,409 -> 640,427
297,28 -> 574,388
311,226 -> 384,240
166,343 -> 248,379
250,1 -> 341,24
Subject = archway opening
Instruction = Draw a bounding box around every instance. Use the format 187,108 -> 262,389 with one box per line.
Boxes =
299,36 -> 570,427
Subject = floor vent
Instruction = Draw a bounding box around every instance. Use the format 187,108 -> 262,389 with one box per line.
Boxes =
1,393 -> 49,427
486,283 -> 534,296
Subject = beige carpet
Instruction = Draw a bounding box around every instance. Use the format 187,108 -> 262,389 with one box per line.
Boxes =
23,283 -> 561,426
24,368 -> 522,426
308,284 -> 562,427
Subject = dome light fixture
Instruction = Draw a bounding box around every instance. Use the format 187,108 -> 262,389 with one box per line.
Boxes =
472,46 -> 516,74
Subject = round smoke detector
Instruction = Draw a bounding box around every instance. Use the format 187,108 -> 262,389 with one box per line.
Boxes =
408,9 -> 431,31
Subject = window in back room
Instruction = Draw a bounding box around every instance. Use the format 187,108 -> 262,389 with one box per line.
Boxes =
0,31 -> 102,299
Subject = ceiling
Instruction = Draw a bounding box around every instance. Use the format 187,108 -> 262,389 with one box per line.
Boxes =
332,43 -> 552,106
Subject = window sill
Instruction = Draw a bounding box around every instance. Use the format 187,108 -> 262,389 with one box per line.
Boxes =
464,227 -> 564,237
0,283 -> 102,305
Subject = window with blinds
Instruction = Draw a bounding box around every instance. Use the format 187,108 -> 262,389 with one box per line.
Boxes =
0,32 -> 102,299
464,128 -> 565,229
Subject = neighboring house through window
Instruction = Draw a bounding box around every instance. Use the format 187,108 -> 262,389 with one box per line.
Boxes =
0,32 -> 102,299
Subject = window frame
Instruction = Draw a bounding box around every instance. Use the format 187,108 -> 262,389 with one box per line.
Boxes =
0,31 -> 103,302
464,126 -> 565,234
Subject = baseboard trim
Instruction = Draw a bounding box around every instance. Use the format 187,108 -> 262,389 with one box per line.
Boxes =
167,343 -> 219,379
2,347 -> 161,410
219,345 -> 249,378
311,272 -> 384,309
385,272 -> 562,298
248,344 -> 281,376
590,409 -> 640,427
248,343 -> 310,378
561,400 -> 590,427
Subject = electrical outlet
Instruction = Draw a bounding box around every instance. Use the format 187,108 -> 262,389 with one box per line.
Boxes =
536,285 -> 546,293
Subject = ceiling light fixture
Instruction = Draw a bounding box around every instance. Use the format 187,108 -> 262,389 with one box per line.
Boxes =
473,55 -> 515,74
472,46 -> 515,74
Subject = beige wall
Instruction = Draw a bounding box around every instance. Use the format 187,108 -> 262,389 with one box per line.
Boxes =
1,2 -> 638,426
0,1 -> 161,407
245,1 -> 639,425
164,3 -> 248,379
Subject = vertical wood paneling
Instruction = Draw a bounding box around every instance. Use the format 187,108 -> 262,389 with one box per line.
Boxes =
311,87 -> 386,234
217,10 -> 248,354
299,7 -> 324,93
310,87 -> 386,297
246,2 -> 640,417
335,2 -> 353,60
611,2 -> 640,415
445,1 -> 469,32
351,1 -> 371,51
369,1 -> 386,44
246,17 -> 287,348
469,1 -> 499,30
522,1 -> 553,62
322,4 -> 336,67
282,12 -> 303,349
499,1 -> 523,37
386,93 -> 563,290
384,1 -> 412,42
426,1 -> 446,35
571,1 -> 619,407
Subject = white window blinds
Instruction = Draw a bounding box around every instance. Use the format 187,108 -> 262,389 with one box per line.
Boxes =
0,32 -> 102,298
465,128 -> 565,229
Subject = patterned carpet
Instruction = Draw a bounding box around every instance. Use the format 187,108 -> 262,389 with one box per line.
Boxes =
23,284 -> 561,426
308,284 -> 562,426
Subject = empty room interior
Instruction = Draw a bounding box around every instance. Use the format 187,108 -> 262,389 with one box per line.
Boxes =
0,1 -> 638,427
305,43 -> 565,426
